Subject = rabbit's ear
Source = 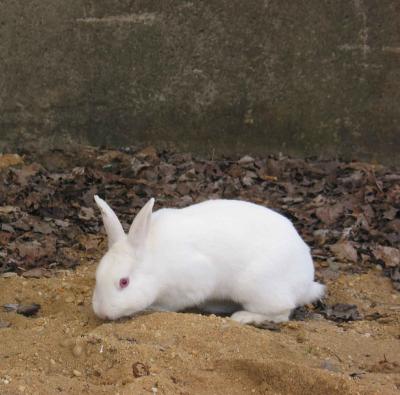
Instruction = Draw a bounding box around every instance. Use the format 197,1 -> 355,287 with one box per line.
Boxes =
128,198 -> 154,251
94,195 -> 125,248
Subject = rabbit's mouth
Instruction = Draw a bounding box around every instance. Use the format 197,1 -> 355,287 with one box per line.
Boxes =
103,309 -> 155,322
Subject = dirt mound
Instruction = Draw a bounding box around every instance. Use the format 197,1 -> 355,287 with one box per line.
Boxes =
1,262 -> 399,394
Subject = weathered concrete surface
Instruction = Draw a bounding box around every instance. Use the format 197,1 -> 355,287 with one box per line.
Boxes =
0,1 -> 399,164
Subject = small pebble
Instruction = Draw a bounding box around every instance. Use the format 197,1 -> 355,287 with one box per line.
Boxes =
65,296 -> 74,303
73,369 -> 82,377
321,359 -> 338,372
22,268 -> 47,278
1,272 -> 18,278
72,344 -> 83,357
50,359 -> 56,366
0,321 -> 11,329
3,303 -> 19,312
132,362 -> 150,377
285,322 -> 300,330
17,304 -> 41,317
1,375 -> 11,384
60,338 -> 75,348
18,385 -> 26,392
296,332 -> 306,343
238,155 -> 255,164
76,298 -> 84,305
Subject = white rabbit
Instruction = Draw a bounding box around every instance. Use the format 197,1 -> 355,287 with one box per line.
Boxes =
92,196 -> 324,324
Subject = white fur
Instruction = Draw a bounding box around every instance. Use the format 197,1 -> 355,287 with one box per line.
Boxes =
92,197 -> 325,324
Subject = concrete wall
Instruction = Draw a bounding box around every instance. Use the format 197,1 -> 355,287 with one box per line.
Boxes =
0,1 -> 399,164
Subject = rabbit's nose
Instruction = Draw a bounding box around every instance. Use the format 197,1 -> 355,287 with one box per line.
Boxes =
94,309 -> 110,320
94,308 -> 109,320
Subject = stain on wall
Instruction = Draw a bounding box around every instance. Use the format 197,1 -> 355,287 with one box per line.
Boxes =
0,0 -> 399,163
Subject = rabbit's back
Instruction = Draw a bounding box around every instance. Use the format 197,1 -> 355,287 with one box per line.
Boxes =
152,199 -> 306,257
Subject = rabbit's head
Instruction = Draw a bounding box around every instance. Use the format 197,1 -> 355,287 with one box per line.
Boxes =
92,195 -> 154,320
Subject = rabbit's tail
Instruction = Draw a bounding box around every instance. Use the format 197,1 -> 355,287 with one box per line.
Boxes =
298,281 -> 325,305
309,281 -> 325,301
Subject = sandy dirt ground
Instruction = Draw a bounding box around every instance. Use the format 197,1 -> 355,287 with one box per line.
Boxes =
0,246 -> 399,395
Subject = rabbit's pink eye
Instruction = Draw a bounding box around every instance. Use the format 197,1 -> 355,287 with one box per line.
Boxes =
119,277 -> 129,289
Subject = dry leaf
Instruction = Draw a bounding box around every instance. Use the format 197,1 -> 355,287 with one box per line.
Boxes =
0,154 -> 23,169
372,246 -> 400,268
316,204 -> 344,225
330,241 -> 358,263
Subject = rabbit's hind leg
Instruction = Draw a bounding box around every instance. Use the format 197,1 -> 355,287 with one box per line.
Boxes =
231,282 -> 295,324
230,309 -> 291,324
